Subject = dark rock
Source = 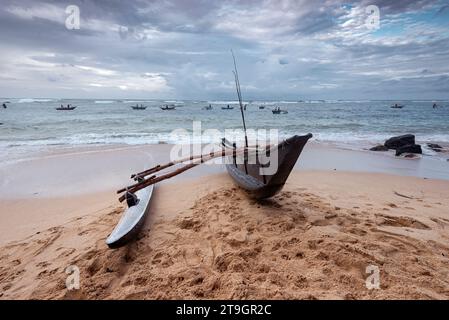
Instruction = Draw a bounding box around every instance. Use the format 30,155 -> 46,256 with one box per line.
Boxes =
404,154 -> 418,159
427,143 -> 443,152
395,144 -> 422,156
370,145 -> 389,151
384,134 -> 415,150
427,143 -> 442,149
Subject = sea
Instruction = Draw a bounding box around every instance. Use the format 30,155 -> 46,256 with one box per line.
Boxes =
1,98 -> 448,162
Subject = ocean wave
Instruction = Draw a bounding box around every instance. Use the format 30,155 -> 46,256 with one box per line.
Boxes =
94,100 -> 116,104
278,101 -> 302,104
17,98 -> 55,103
164,100 -> 184,104
207,100 -> 242,105
124,100 -> 148,103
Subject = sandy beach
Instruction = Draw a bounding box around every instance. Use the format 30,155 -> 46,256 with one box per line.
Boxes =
2,0 -> 449,304
1,143 -> 449,299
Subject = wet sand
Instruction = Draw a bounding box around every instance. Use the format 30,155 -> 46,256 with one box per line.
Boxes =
1,144 -> 449,299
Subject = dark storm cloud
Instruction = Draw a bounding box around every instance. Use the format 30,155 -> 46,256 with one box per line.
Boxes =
0,0 -> 448,99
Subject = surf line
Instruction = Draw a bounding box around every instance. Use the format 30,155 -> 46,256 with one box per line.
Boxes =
176,304 -> 210,318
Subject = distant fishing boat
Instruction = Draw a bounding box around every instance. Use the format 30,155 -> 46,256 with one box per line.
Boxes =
221,105 -> 234,110
131,104 -> 147,110
259,105 -> 265,109
272,106 -> 288,114
160,104 -> 176,110
391,103 -> 404,109
203,104 -> 213,110
56,104 -> 76,111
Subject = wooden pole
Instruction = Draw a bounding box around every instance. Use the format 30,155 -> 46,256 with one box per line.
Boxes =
118,148 -> 249,195
118,163 -> 197,202
117,143 -> 274,201
131,143 -> 266,180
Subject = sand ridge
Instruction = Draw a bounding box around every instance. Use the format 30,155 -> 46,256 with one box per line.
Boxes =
1,171 -> 449,299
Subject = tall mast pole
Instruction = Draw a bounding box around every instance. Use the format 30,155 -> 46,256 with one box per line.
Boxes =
231,50 -> 249,148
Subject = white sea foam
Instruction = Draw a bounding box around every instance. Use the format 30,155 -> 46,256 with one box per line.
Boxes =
207,100 -> 241,105
94,100 -> 116,104
17,98 -> 55,103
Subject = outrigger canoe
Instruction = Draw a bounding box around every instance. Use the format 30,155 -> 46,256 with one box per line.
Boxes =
222,134 -> 312,199
106,184 -> 154,248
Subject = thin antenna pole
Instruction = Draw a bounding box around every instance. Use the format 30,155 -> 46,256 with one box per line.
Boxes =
231,50 -> 248,148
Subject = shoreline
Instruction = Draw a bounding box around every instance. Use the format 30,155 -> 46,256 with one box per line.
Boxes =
1,141 -> 448,200
2,139 -> 449,161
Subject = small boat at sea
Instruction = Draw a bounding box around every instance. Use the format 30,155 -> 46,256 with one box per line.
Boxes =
272,107 -> 288,114
56,104 -> 76,110
106,183 -> 155,248
203,104 -> 213,110
221,105 -> 234,110
259,105 -> 265,109
160,104 -> 176,110
391,103 -> 404,109
131,104 -> 147,110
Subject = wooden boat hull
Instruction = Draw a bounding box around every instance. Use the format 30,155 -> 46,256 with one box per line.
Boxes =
106,184 -> 154,248
225,134 -> 312,199
56,107 -> 76,110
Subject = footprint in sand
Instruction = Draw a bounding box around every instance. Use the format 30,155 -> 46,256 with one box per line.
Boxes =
376,214 -> 430,230
430,217 -> 449,229
311,219 -> 333,227
11,259 -> 21,266
36,261 -> 50,268
345,227 -> 368,236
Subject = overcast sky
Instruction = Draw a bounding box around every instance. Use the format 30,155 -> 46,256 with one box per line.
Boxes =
0,0 -> 448,100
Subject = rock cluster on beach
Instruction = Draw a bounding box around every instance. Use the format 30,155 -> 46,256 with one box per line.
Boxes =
369,145 -> 389,152
370,134 -> 423,157
395,144 -> 422,156
384,134 -> 416,150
